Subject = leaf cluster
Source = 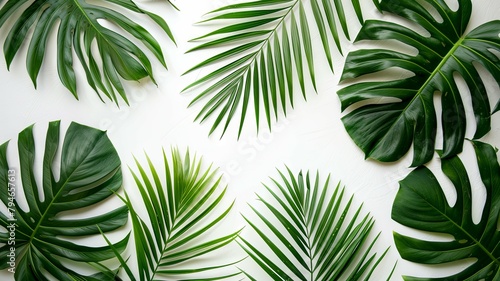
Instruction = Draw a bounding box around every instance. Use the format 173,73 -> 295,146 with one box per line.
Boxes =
0,121 -> 394,281
2,0 -> 500,280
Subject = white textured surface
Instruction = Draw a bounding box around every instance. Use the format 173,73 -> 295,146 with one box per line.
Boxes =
0,0 -> 499,280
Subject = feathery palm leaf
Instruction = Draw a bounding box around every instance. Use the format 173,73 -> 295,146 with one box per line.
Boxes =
109,148 -> 241,281
392,141 -> 500,280
0,121 -> 129,280
239,167 -> 394,280
183,0 -> 365,137
0,0 -> 176,105
338,0 -> 500,167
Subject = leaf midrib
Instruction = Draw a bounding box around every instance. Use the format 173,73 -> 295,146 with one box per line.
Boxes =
369,37 -> 465,157
28,133 -> 105,246
151,209 -> 184,280
150,176 -> 190,280
72,0 -> 125,61
221,0 -> 300,88
410,185 -> 500,266
306,223 -> 314,280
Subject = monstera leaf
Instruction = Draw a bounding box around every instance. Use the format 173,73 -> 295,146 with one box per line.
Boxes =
0,121 -> 129,280
239,168 -> 394,280
183,0 -> 365,136
392,141 -> 500,280
338,0 -> 500,166
107,148 -> 241,280
0,0 -> 176,104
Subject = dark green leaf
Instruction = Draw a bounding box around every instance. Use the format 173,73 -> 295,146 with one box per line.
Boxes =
0,121 -> 128,280
392,140 -> 500,280
0,0 -> 176,104
338,0 -> 500,166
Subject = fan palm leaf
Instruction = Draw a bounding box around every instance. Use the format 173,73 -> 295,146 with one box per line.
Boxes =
338,0 -> 500,166
109,148 -> 241,281
182,0 -> 365,137
392,141 -> 500,280
239,167 -> 394,280
0,0 -> 176,105
0,121 -> 129,280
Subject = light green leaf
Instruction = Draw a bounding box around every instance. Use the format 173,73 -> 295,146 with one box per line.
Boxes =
240,168 -> 393,280
110,148 -> 241,281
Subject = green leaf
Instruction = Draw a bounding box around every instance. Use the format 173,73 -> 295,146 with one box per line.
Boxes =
113,148 -> 241,281
338,0 -> 500,166
183,0 -> 366,137
392,140 -> 500,280
0,0 -> 176,105
240,168 -> 393,280
0,121 -> 129,280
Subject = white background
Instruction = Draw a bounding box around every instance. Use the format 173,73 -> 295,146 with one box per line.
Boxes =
0,0 -> 499,280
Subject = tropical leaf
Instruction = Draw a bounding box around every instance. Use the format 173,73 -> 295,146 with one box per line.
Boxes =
183,0 -> 365,137
239,167 -> 394,280
109,148 -> 241,281
338,0 -> 500,167
0,0 -> 176,105
392,141 -> 500,280
0,121 -> 129,280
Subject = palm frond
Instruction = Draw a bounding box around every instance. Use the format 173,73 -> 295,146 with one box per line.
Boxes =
0,0 -> 176,105
110,148 -> 242,281
183,0 -> 366,137
239,167 -> 394,280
